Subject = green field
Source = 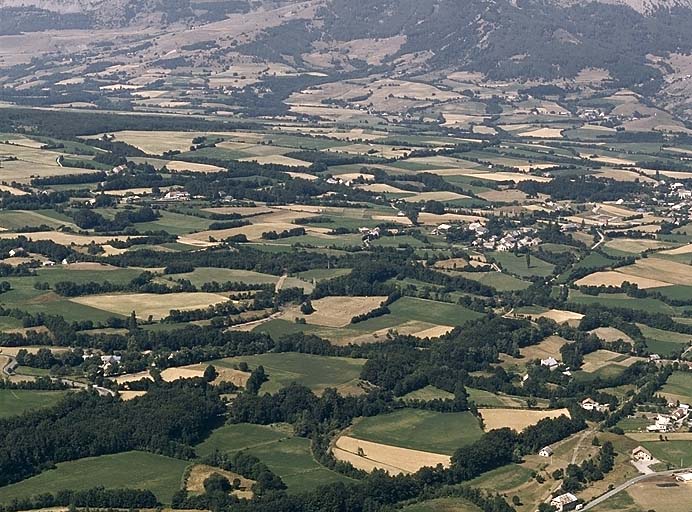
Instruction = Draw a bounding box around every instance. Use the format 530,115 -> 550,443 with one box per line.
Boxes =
0,389 -> 68,418
296,268 -> 352,282
568,291 -> 678,315
488,251 -> 554,278
467,463 -> 535,493
456,271 -> 530,291
637,324 -> 691,357
641,441 -> 692,468
660,372 -> 692,404
380,297 -> 483,327
403,385 -> 454,401
0,451 -> 188,504
207,352 -> 366,395
349,409 -> 483,455
134,210 -> 213,235
160,267 -> 310,290
195,423 -> 352,492
0,210 -> 77,230
403,497 -> 482,512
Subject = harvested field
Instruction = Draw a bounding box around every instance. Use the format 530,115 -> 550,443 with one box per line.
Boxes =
113,370 -> 153,385
518,127 -> 564,138
165,161 -> 225,173
186,464 -> 254,499
239,155 -> 310,167
660,243 -> 692,255
477,189 -> 529,202
626,476 -> 692,512
580,350 -> 642,373
119,391 -> 147,401
617,258 -> 692,286
479,408 -> 571,432
575,271 -> 673,289
70,292 -> 230,320
333,436 -> 450,476
411,325 -> 454,338
184,363 -> 251,387
286,296 -> 387,327
160,368 -> 205,382
589,327 -> 634,343
604,238 -> 672,253
520,336 -> 568,361
356,183 -> 411,194
0,231 -> 139,246
434,258 -> 468,270
525,309 -> 584,324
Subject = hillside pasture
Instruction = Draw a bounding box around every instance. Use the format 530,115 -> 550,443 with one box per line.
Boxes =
520,335 -> 569,361
659,372 -> 692,405
580,350 -> 643,374
0,389 -> 68,418
348,409 -> 483,455
0,451 -> 188,504
202,352 -> 366,395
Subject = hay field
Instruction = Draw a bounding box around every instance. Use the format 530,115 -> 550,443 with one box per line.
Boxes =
70,292 -> 230,320
479,408 -> 571,432
626,477 -> 692,512
165,160 -> 225,173
617,258 -> 692,287
0,231 -> 138,246
660,243 -> 692,255
287,296 -> 387,327
604,238 -> 672,253
527,309 -> 584,324
333,436 -> 450,476
186,464 -> 254,499
520,336 -> 568,361
401,191 -> 469,203
119,391 -> 147,401
659,372 -> 692,405
590,327 -> 634,343
412,325 -> 454,338
580,350 -> 642,373
518,127 -> 564,138
575,271 -> 673,289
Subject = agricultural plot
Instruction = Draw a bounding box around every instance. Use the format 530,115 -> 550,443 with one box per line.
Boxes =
637,324 -> 691,357
568,290 -> 678,315
456,271 -> 530,291
659,372 -> 692,405
70,292 -> 231,320
348,409 -> 483,455
205,352 -> 366,395
577,350 -> 643,381
159,267 -> 311,290
520,335 -> 569,361
0,389 -> 68,418
195,423 -> 351,493
488,251 -> 555,278
0,451 -> 188,504
478,408 -> 571,432
402,497 -> 482,512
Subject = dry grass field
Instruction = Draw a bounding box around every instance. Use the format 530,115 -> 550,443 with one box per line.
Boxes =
580,350 -> 643,373
119,391 -> 147,401
479,408 -> 571,432
589,327 -> 634,343
617,258 -> 692,287
186,464 -> 254,499
164,161 -> 225,173
660,243 -> 692,255
70,292 -> 230,320
520,336 -> 568,361
286,296 -> 387,327
518,127 -> 564,138
0,231 -> 139,246
575,271 -> 673,289
411,325 -> 455,338
333,436 -> 450,476
401,191 -> 469,203
525,309 -> 584,324
239,155 -> 311,166
604,239 -> 672,253
626,476 -> 692,512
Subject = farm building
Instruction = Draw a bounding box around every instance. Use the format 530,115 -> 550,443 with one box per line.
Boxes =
632,446 -> 653,462
580,398 -> 607,412
541,357 -> 559,370
539,446 -> 554,457
675,472 -> 692,482
550,492 -> 579,512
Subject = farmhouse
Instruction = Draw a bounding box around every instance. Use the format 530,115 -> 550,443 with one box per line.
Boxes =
632,446 -> 653,462
646,414 -> 672,433
580,398 -> 607,412
541,357 -> 559,370
550,492 -> 579,512
539,446 -> 554,457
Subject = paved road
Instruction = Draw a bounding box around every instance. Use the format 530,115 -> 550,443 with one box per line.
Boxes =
591,230 -> 605,250
583,467 -> 692,510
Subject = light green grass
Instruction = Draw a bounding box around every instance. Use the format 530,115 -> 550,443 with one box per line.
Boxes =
296,268 -> 352,282
134,210 -> 213,235
349,409 -> 483,455
660,372 -> 692,404
403,385 -> 454,401
195,423 -> 352,493
641,441 -> 692,468
456,271 -> 530,291
568,291 -> 678,315
0,451 -> 188,504
0,389 -> 68,418
207,353 -> 366,395
488,251 -> 555,278
402,497 -> 482,512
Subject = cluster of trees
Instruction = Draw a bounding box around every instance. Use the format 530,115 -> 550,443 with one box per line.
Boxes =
72,206 -> 159,232
0,381 -> 224,486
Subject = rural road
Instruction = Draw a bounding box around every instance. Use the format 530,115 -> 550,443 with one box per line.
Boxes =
275,273 -> 288,293
582,467 -> 692,510
591,230 -> 605,250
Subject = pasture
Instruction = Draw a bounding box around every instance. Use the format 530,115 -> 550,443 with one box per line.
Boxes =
0,389 -> 68,418
348,409 -> 483,455
203,352 -> 366,395
659,372 -> 692,405
0,451 -> 188,504
402,497 -> 482,512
